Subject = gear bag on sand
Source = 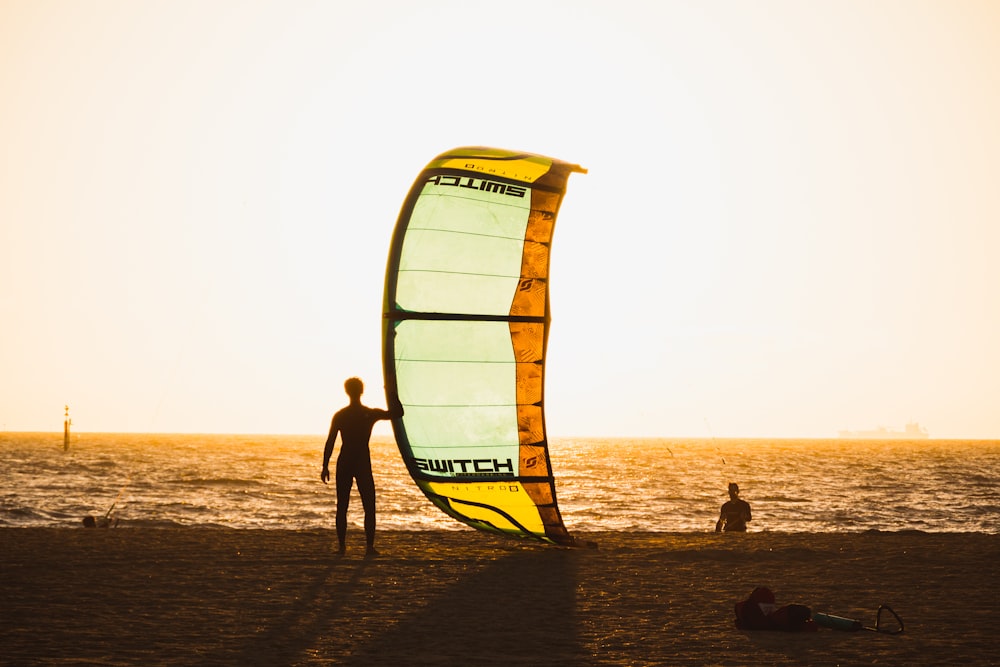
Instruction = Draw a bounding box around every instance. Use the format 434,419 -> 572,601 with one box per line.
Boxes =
734,586 -> 818,632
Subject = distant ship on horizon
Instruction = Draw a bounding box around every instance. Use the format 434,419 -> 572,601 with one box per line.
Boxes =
838,422 -> 929,439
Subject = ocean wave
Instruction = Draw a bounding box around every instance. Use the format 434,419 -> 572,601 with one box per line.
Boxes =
165,477 -> 267,488
3,434 -> 999,532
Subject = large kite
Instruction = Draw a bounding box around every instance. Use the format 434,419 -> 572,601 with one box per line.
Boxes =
382,147 -> 589,546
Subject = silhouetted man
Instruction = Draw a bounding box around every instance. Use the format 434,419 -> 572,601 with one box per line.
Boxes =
322,377 -> 402,555
715,482 -> 752,532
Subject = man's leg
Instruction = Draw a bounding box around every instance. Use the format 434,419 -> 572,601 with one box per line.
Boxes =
335,466 -> 353,553
357,471 -> 377,554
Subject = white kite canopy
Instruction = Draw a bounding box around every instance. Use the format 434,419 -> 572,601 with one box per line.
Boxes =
382,147 -> 588,546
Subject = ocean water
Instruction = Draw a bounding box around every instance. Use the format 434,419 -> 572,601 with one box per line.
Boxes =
2,432 -> 998,533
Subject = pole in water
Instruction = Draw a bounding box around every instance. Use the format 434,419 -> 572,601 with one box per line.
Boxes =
63,405 -> 71,451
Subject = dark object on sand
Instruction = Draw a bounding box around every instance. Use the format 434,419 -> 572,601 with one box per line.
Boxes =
735,586 -> 904,635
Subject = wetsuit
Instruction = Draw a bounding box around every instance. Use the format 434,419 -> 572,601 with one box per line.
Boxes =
323,403 -> 393,550
717,498 -> 752,532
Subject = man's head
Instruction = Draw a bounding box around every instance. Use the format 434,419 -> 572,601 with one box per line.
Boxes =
344,377 -> 364,400
728,482 -> 740,497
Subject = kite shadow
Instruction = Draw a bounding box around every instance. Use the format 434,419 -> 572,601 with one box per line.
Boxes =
342,547 -> 587,666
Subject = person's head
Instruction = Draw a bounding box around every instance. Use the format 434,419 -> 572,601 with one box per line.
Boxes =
344,377 -> 364,400
728,482 -> 740,498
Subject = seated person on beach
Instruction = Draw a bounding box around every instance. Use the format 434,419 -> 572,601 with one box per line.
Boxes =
715,482 -> 751,532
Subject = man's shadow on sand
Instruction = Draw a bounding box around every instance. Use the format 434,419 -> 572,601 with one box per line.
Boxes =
231,547 -> 583,666
228,555 -> 369,665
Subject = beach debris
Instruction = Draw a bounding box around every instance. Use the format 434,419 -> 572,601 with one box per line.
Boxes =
82,477 -> 128,528
82,514 -> 117,528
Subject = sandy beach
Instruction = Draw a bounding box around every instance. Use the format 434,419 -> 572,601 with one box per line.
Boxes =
2,529 -> 998,666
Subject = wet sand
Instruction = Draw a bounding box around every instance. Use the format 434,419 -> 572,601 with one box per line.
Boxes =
2,529 -> 998,666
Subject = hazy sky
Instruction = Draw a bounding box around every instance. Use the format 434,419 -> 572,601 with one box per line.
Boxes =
2,0 -> 998,438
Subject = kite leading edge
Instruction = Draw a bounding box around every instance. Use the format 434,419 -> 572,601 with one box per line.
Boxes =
382,147 -> 591,546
